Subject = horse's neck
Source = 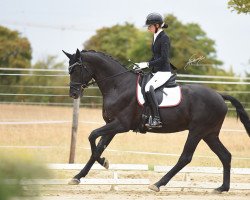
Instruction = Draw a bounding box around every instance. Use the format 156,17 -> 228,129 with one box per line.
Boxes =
95,63 -> 126,81
87,53 -> 130,94
95,63 -> 130,95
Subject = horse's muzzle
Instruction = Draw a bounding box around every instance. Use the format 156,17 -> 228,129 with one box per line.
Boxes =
70,92 -> 79,99
69,87 -> 83,99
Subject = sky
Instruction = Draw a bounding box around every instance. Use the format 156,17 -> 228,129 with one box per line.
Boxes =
0,0 -> 250,75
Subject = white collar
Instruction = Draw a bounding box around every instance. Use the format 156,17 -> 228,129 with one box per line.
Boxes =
153,29 -> 163,42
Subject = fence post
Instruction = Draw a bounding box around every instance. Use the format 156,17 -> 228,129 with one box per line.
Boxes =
69,97 -> 80,163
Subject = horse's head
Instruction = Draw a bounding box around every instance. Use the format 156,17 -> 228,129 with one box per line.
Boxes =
63,49 -> 93,99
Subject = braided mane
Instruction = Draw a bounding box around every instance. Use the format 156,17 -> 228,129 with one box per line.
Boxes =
81,49 -> 126,68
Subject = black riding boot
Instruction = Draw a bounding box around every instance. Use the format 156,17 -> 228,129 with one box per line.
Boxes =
145,87 -> 162,128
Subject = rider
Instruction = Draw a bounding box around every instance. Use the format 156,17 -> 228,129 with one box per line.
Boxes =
134,13 -> 172,128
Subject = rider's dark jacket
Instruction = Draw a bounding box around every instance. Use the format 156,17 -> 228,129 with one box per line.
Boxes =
148,31 -> 171,73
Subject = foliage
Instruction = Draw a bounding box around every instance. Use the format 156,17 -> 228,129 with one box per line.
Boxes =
0,55 -> 70,104
164,14 -> 223,74
84,23 -> 141,65
83,14 -> 240,92
0,26 -> 32,69
0,26 -> 32,86
17,56 -> 69,103
228,0 -> 250,14
84,14 -> 224,75
0,153 -> 50,200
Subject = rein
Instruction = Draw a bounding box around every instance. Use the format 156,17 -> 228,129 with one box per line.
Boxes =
69,61 -> 134,90
86,70 -> 133,87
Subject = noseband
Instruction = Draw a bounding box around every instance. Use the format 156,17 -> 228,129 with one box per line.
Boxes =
69,61 -> 94,91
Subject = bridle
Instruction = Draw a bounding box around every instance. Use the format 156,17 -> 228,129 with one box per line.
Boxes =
69,60 -> 133,91
69,61 -> 94,92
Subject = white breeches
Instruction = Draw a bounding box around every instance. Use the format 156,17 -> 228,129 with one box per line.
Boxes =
145,71 -> 172,92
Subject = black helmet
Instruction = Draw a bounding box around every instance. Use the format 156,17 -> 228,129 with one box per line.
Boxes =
145,13 -> 168,28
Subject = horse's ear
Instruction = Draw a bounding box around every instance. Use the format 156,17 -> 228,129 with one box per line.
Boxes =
62,50 -> 72,59
75,49 -> 81,59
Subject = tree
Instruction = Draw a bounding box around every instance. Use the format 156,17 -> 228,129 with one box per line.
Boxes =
0,25 -> 32,69
18,56 -> 68,103
84,14 -> 224,75
228,0 -> 250,14
164,14 -> 223,74
83,14 -> 244,94
84,23 -> 141,65
0,25 -> 32,86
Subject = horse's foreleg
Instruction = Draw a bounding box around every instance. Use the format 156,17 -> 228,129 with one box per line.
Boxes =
96,133 -> 116,169
70,120 -> 126,184
69,134 -> 115,184
88,119 -> 126,158
149,133 -> 201,192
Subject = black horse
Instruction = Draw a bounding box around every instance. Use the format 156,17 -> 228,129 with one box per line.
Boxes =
63,49 -> 250,193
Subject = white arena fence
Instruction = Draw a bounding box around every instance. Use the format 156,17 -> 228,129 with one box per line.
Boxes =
0,119 -> 248,135
15,163 -> 250,191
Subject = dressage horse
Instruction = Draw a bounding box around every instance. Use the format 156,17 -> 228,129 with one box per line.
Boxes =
63,49 -> 250,193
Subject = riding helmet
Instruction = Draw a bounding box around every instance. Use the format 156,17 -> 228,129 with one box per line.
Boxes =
145,13 -> 168,28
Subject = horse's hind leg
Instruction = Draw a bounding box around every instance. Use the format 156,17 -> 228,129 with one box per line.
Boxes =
149,133 -> 201,192
203,134 -> 232,192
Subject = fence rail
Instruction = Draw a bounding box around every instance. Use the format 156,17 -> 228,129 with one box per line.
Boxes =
1,67 -> 250,80
1,69 -> 249,108
17,164 -> 250,190
0,67 -> 66,72
1,73 -> 250,83
0,145 -> 249,161
16,179 -> 250,190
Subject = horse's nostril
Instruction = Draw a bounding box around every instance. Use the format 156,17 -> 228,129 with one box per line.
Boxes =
70,93 -> 76,98
73,93 -> 78,99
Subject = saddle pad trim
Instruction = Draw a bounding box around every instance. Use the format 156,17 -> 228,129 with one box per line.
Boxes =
136,75 -> 144,107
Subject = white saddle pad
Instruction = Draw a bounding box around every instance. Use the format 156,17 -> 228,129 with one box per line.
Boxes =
137,84 -> 182,108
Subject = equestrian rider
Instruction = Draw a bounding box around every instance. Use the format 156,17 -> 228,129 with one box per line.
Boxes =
134,13 -> 172,128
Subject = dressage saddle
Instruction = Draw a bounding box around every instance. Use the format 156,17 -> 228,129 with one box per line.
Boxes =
139,73 -> 177,104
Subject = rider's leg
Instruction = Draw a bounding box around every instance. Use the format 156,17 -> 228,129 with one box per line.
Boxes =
145,71 -> 172,93
145,71 -> 171,128
145,86 -> 162,128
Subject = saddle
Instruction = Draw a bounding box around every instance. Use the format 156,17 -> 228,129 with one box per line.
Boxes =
135,73 -> 182,133
137,73 -> 181,107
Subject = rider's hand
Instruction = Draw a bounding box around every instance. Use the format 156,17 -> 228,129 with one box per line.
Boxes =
133,62 -> 149,70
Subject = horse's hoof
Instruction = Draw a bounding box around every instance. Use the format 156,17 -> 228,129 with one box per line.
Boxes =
68,178 -> 80,185
212,186 -> 229,194
103,158 -> 109,169
148,184 -> 160,192
212,189 -> 223,194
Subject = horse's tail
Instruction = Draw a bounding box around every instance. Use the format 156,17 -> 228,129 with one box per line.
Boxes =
220,93 -> 250,137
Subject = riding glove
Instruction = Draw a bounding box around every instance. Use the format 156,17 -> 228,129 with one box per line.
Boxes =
133,62 -> 149,70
